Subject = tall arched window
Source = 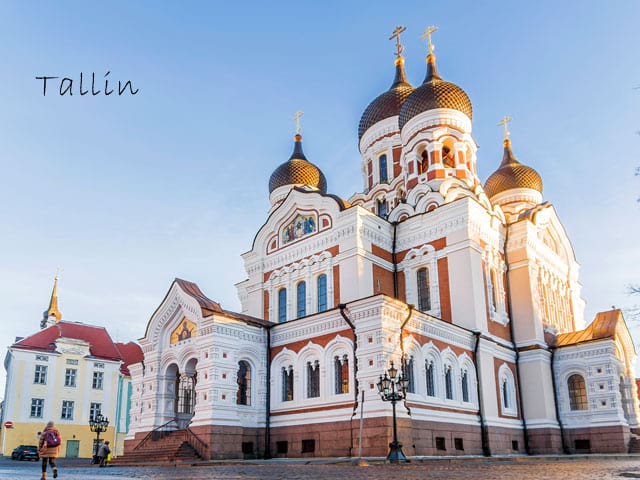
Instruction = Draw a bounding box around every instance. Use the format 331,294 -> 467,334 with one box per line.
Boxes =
282,366 -> 294,401
404,356 -> 415,393
307,360 -> 320,398
334,355 -> 349,394
426,360 -> 435,397
296,281 -> 306,318
379,154 -> 388,183
502,379 -> 510,409
568,374 -> 588,411
461,369 -> 470,403
444,365 -> 454,400
417,268 -> 431,311
278,288 -> 287,323
317,274 -> 327,313
236,361 -> 251,406
489,268 -> 499,312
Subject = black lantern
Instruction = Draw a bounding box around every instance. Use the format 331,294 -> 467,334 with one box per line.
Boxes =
89,414 -> 109,464
376,361 -> 409,463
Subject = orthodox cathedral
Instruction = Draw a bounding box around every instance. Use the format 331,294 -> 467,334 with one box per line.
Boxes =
123,27 -> 639,460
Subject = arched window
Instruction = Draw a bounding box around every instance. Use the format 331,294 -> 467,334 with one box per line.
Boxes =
379,154 -> 388,183
307,360 -> 320,398
334,355 -> 349,394
278,288 -> 287,323
420,150 -> 429,174
282,366 -> 294,401
489,268 -> 499,312
404,356 -> 415,393
425,360 -> 436,397
296,281 -> 306,318
568,374 -> 588,411
317,274 -> 327,313
461,369 -> 470,403
377,199 -> 387,218
499,364 -> 517,415
445,365 -> 454,400
236,361 -> 251,406
502,379 -> 510,409
417,268 -> 431,311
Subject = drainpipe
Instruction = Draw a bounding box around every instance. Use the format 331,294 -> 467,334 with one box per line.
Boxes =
473,331 -> 491,457
392,221 -> 399,298
339,304 -> 359,456
263,326 -> 272,459
503,224 -> 531,455
399,305 -> 414,415
550,346 -> 569,454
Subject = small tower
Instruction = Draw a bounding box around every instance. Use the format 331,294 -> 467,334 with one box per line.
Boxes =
41,275 -> 62,329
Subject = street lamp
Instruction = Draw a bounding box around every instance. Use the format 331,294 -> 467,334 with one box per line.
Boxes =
376,361 -> 409,463
89,414 -> 109,464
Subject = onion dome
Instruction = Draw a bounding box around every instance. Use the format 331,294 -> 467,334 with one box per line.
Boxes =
358,56 -> 414,139
269,134 -> 327,194
399,54 -> 472,130
484,139 -> 543,198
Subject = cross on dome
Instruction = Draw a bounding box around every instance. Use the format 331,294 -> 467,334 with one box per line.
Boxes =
421,25 -> 438,56
497,115 -> 513,141
389,25 -> 406,58
293,111 -> 304,135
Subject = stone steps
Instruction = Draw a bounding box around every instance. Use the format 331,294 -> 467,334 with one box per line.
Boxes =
114,430 -> 201,465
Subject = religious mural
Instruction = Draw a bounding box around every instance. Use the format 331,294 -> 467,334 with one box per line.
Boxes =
282,213 -> 316,244
170,317 -> 197,344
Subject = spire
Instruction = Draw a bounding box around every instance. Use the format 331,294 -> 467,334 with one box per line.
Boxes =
421,25 -> 441,82
41,275 -> 62,329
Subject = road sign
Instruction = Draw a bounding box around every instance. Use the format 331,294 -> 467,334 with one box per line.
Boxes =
4,421 -> 14,429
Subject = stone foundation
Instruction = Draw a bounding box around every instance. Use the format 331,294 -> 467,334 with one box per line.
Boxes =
526,427 -> 563,454
562,425 -> 630,454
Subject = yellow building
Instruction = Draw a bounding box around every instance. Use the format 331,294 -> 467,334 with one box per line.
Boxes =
0,278 -> 142,458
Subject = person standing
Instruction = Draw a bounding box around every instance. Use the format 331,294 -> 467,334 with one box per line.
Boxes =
97,440 -> 111,467
38,421 -> 61,480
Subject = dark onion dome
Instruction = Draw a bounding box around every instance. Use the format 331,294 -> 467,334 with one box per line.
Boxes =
398,54 -> 472,130
269,134 -> 328,194
484,139 -> 543,198
358,56 -> 414,139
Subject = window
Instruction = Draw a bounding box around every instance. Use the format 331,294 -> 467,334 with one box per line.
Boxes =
426,360 -> 435,397
93,362 -> 105,369
237,361 -> 251,406
445,366 -> 454,400
417,268 -> 431,311
35,355 -> 49,362
435,437 -> 446,451
276,441 -> 288,455
92,371 -> 104,390
90,402 -> 102,420
30,398 -> 44,418
377,199 -> 387,218
278,288 -> 287,323
568,374 -> 588,411
34,365 -> 47,384
64,368 -> 77,387
379,154 -> 388,183
502,379 -> 510,409
499,364 -> 517,415
461,369 -> 470,403
301,439 -> 316,454
296,282 -> 306,318
404,357 -> 415,394
241,442 -> 254,455
307,360 -> 320,398
489,268 -> 499,312
282,366 -> 294,401
454,438 -> 464,451
334,355 -> 349,394
61,400 -> 74,420
317,274 -> 327,313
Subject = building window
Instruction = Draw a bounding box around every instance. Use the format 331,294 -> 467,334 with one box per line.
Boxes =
461,369 -> 470,403
30,398 -> 44,418
307,360 -> 320,398
90,402 -> 102,420
489,268 -> 498,312
61,400 -> 74,420
317,274 -> 327,313
34,365 -> 47,384
404,356 -> 415,394
282,366 -> 294,402
568,374 -> 588,411
379,154 -> 388,183
93,362 -> 105,369
502,379 -> 511,409
417,267 -> 431,311
278,288 -> 287,323
334,355 -> 349,394
296,281 -> 306,318
35,355 -> 49,362
237,360 -> 251,406
64,368 -> 77,387
426,360 -> 435,397
92,371 -> 104,390
377,199 -> 387,218
445,365 -> 454,400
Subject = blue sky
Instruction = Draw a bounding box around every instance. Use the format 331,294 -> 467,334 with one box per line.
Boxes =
1,1 -> 639,398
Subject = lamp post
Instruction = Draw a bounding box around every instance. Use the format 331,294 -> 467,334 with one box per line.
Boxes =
376,361 -> 409,463
88,414 -> 109,464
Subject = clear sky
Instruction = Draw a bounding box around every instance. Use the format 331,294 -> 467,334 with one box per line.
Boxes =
1,1 -> 639,400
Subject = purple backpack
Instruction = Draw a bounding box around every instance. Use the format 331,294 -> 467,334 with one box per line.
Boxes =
44,430 -> 61,447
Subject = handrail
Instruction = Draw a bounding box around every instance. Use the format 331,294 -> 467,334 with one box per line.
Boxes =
133,418 -> 178,451
184,426 -> 208,460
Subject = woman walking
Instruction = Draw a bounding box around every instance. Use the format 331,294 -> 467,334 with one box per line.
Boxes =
38,421 -> 61,480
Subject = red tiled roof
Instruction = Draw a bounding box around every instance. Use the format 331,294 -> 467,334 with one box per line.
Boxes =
13,321 -> 122,361
115,341 -> 144,376
174,278 -> 223,316
555,309 -> 623,347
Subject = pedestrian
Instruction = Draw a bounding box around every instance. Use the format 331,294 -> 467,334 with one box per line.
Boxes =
38,421 -> 61,480
97,440 -> 111,467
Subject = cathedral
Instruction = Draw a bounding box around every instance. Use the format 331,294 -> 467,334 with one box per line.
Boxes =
124,27 -> 639,460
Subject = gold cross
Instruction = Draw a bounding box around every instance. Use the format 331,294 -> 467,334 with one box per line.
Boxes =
55,266 -> 64,281
293,111 -> 304,135
421,25 -> 438,55
389,25 -> 406,58
497,115 -> 513,140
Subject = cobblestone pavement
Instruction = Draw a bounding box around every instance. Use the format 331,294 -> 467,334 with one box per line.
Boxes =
2,457 -> 640,480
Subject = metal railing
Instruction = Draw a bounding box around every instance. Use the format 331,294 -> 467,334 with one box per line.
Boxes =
133,418 -> 178,451
185,426 -> 209,460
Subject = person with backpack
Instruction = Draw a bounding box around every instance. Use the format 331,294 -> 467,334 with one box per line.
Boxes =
38,421 -> 61,480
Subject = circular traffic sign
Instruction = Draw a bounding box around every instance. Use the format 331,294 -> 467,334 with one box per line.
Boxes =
4,421 -> 14,429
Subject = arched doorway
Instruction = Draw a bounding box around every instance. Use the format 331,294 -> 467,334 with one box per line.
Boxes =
176,358 -> 198,428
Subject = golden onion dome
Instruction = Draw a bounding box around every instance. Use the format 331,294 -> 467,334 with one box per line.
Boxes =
399,54 -> 472,130
358,56 -> 414,139
484,139 -> 543,199
269,134 -> 327,194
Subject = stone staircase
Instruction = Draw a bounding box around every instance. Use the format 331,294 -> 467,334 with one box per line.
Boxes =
112,429 -> 202,465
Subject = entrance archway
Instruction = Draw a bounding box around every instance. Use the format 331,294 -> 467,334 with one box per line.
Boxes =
176,357 -> 198,428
